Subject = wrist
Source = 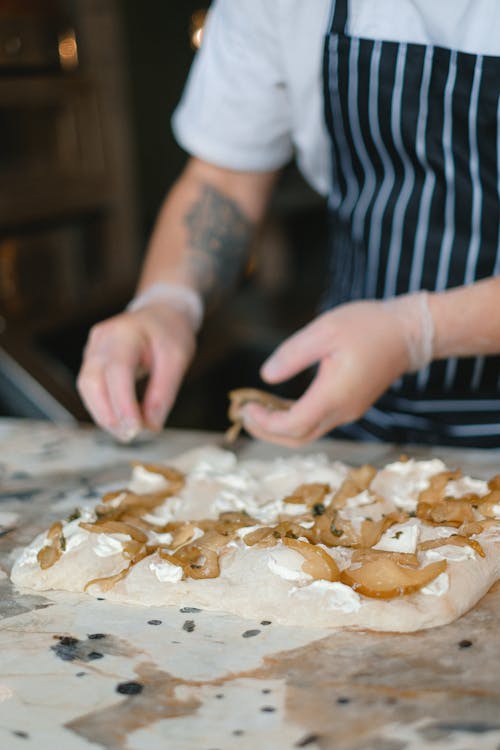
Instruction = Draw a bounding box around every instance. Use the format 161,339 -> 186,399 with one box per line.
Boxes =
126,281 -> 204,332
383,291 -> 435,373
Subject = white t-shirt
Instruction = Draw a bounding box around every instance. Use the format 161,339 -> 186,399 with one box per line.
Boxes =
172,0 -> 500,196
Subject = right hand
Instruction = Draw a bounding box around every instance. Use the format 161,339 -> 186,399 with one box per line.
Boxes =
77,303 -> 196,441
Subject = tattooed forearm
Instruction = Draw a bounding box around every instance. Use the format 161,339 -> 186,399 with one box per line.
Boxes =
183,183 -> 254,302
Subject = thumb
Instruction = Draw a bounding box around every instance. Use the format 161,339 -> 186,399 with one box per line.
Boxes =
260,314 -> 332,383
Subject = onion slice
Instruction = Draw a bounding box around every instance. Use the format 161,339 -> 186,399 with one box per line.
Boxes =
340,558 -> 447,599
418,534 -> 485,558
37,521 -> 65,569
282,538 -> 340,582
79,520 -> 148,544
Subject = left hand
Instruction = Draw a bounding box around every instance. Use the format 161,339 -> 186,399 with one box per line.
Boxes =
239,298 -> 422,447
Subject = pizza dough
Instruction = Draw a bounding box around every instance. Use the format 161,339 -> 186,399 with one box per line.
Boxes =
10,446 -> 500,632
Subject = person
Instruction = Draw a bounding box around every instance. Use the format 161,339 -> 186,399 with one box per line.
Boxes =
77,0 -> 500,449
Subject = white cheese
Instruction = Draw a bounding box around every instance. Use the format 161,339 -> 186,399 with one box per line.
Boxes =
290,580 -> 361,612
142,497 -> 182,527
373,519 -> 420,554
149,558 -> 183,583
189,449 -> 238,477
212,490 -> 306,524
16,541 -> 45,567
93,533 -> 129,558
62,511 -> 92,546
65,532 -> 88,552
445,476 -> 488,499
338,493 -> 395,532
370,458 -> 447,512
104,492 -> 127,509
421,545 -> 476,563
420,572 -> 449,596
344,490 -> 374,508
418,524 -> 458,542
128,465 -> 169,494
267,546 -> 312,583
325,545 -> 353,571
148,531 -> 173,546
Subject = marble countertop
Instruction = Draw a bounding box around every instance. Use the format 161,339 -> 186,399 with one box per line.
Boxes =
1,418 -> 500,750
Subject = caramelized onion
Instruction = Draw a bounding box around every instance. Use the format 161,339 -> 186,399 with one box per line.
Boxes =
170,523 -> 199,548
418,534 -> 485,558
330,465 -> 376,511
351,549 -> 419,568
226,388 -> 293,442
242,520 -> 315,547
488,475 -> 500,491
283,483 -> 330,507
417,499 -> 476,527
242,526 -> 278,547
359,513 -> 406,548
416,471 -> 462,521
313,513 -> 360,547
84,548 -> 152,592
340,559 -> 447,599
122,540 -> 146,560
477,490 -> 500,519
131,462 -> 185,493
348,464 -> 377,490
37,522 -> 65,570
174,543 -> 220,579
79,520 -> 148,544
283,538 -> 340,582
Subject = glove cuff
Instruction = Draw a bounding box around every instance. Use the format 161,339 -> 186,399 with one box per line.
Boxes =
384,291 -> 434,373
127,282 -> 204,332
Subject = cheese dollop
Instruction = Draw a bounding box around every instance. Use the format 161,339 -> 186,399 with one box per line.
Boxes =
290,580 -> 361,612
128,465 -> 170,494
373,519 -> 420,554
93,533 -> 129,557
421,572 -> 450,596
149,558 -> 183,583
267,546 -> 312,582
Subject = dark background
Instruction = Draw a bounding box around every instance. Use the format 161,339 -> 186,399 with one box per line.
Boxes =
0,0 -> 328,432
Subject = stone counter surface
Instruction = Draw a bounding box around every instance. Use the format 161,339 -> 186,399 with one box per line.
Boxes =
0,419 -> 500,750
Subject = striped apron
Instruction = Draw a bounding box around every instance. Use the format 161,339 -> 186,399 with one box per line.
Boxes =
323,0 -> 500,448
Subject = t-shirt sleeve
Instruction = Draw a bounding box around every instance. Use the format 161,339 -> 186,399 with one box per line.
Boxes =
172,0 -> 294,172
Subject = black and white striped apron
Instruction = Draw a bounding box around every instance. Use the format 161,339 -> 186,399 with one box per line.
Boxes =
323,0 -> 500,448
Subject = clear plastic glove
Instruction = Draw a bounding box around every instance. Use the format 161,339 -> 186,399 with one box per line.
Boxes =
239,292 -> 434,448
77,301 -> 197,442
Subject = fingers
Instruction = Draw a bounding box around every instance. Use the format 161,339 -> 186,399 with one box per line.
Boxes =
260,313 -> 333,383
77,319 -> 145,441
142,332 -> 194,431
77,359 -> 118,434
77,308 -> 196,440
104,361 -> 143,440
242,357 -> 343,446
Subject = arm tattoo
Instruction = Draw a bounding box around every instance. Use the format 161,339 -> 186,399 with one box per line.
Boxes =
183,183 -> 254,303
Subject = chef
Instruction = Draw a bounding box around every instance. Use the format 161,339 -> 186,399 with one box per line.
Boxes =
77,0 -> 500,448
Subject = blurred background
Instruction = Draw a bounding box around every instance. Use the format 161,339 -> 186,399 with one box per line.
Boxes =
0,0 -> 328,433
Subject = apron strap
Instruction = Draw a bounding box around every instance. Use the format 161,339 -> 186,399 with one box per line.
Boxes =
329,0 -> 349,35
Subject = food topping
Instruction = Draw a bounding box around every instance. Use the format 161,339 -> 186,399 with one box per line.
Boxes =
283,538 -> 340,582
340,558 -> 447,599
35,455 -> 500,602
226,388 -> 293,442
418,534 -> 485,558
37,521 -> 66,570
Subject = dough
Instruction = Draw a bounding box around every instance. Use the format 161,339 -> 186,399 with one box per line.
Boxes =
11,446 -> 500,632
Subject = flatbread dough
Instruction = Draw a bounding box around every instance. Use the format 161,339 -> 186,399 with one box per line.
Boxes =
11,446 -> 500,632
